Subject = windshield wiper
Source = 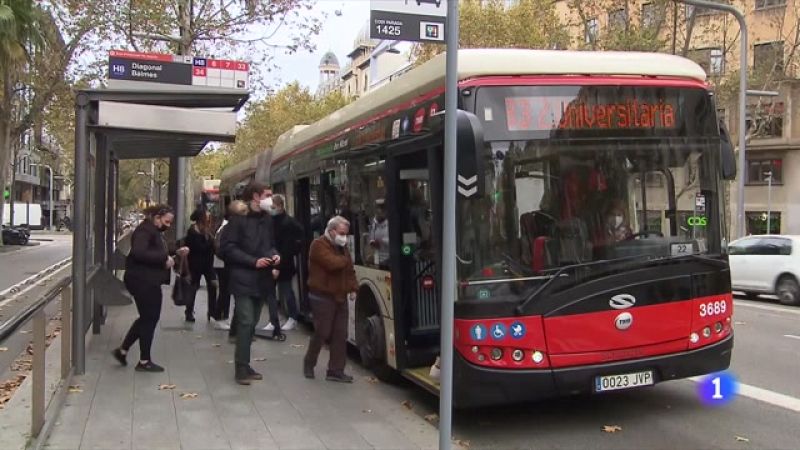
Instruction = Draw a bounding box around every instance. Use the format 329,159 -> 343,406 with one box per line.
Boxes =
515,254 -> 652,315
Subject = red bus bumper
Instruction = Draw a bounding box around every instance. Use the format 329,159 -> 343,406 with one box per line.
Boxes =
453,333 -> 733,408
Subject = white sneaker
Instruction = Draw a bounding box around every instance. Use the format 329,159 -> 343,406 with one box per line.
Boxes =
214,319 -> 231,331
283,318 -> 297,330
262,322 -> 275,331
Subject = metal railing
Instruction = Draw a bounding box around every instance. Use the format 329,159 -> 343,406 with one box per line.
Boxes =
0,265 -> 73,446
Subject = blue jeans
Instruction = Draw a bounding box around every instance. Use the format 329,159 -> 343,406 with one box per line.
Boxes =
233,295 -> 262,367
277,279 -> 299,320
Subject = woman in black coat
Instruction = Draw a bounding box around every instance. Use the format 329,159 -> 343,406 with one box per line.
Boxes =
183,209 -> 218,323
112,205 -> 187,372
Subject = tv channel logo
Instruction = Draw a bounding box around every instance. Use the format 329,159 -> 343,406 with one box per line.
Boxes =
420,22 -> 444,41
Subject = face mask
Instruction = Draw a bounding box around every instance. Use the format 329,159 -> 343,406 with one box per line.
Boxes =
613,215 -> 623,228
259,197 -> 273,211
334,234 -> 347,247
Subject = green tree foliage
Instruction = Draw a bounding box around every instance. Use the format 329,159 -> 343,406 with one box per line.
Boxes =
412,0 -> 570,64
226,83 -> 350,164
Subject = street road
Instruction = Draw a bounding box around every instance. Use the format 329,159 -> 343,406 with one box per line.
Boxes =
0,234 -> 72,381
0,234 -> 72,291
399,297 -> 800,450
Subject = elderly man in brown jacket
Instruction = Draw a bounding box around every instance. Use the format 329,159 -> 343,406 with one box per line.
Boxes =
303,215 -> 358,382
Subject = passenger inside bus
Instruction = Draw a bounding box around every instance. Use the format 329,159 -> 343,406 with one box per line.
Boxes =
369,199 -> 390,269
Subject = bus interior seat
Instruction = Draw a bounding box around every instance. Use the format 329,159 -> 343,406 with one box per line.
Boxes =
520,211 -> 556,272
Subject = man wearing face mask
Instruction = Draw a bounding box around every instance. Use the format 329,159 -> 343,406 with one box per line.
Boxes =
220,182 -> 283,385
303,216 -> 358,382
368,199 -> 390,269
603,200 -> 633,243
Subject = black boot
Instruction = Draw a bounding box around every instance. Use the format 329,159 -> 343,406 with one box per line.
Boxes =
303,360 -> 315,379
235,365 -> 251,385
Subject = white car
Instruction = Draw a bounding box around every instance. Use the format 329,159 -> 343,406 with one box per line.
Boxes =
728,235 -> 800,306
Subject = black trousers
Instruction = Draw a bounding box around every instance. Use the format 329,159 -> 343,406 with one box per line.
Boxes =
187,268 -> 217,319
122,280 -> 163,361
215,267 -> 230,320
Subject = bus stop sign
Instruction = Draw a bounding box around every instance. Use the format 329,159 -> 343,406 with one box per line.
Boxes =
370,0 -> 447,43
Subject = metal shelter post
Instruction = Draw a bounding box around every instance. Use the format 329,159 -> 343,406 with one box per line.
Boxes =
93,142 -> 108,334
106,158 -> 118,266
72,93 -> 89,375
679,0 -> 747,238
440,0 -> 459,448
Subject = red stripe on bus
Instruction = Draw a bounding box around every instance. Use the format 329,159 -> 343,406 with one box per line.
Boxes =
543,299 -> 694,355
548,338 -> 690,368
271,75 -> 709,167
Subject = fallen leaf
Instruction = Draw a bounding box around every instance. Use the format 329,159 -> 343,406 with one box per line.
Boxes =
365,376 -> 379,384
735,436 -> 750,443
734,321 -> 746,326
0,347 -> 7,352
68,385 -> 83,393
602,425 -> 622,433
20,330 -> 30,334
179,392 -> 198,399
226,360 -> 234,364
424,413 -> 439,424
158,384 -> 177,390
194,335 -> 203,339
453,439 -> 471,448
290,344 -> 304,349
212,343 -> 222,348
362,409 -> 372,414
254,357 -> 267,362
401,400 -> 413,410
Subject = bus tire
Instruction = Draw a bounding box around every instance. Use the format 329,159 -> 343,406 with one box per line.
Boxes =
356,298 -> 398,383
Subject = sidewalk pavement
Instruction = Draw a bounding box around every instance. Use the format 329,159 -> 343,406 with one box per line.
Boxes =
44,287 -> 440,450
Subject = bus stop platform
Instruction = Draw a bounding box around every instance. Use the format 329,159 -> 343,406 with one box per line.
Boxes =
43,287 -> 439,450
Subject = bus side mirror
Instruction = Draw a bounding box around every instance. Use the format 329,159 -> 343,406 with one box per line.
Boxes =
719,120 -> 736,181
456,110 -> 486,198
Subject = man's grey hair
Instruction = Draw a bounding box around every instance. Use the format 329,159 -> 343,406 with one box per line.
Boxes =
326,215 -> 350,232
272,194 -> 285,207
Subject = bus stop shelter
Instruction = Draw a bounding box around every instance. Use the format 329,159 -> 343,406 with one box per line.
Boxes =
71,86 -> 248,374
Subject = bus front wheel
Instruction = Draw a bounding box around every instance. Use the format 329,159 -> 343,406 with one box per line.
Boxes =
356,304 -> 397,382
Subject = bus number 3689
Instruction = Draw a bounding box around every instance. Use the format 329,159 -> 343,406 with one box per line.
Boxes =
699,300 -> 727,317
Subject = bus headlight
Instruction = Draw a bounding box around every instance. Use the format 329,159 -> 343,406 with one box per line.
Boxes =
714,322 -> 723,333
511,349 -> 524,362
471,346 -> 479,354
702,327 -> 712,338
690,333 -> 700,344
490,348 -> 503,361
532,351 -> 544,364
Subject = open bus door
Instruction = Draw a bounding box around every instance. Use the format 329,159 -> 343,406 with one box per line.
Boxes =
294,177 -> 313,318
387,146 -> 442,393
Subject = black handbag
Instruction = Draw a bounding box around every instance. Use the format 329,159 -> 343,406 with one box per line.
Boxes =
171,254 -> 194,306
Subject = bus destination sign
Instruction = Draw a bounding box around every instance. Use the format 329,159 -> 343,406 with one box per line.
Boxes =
108,50 -> 250,90
505,96 -> 677,132
370,0 -> 447,43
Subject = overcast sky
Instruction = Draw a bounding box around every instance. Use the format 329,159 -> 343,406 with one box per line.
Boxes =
271,1 -> 371,91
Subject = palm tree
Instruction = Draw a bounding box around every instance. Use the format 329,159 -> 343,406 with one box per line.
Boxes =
0,0 -> 41,65
0,0 -> 43,238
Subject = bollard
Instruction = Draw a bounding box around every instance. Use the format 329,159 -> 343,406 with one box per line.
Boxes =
32,309 -> 46,437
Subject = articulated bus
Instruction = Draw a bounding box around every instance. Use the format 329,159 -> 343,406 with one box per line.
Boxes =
227,49 -> 736,407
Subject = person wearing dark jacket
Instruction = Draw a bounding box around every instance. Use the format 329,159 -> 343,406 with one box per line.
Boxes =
263,194 -> 303,331
112,204 -> 188,372
220,182 -> 283,385
183,209 -> 218,323
303,215 -> 358,383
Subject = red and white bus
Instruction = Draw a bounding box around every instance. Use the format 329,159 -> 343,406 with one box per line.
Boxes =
233,49 -> 735,407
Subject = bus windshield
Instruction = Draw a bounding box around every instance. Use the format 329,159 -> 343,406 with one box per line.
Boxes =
457,84 -> 723,297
